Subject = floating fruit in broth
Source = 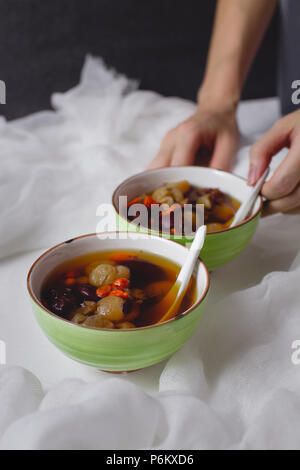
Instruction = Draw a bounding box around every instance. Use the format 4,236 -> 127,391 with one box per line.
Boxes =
42,251 -> 196,329
126,181 -> 241,234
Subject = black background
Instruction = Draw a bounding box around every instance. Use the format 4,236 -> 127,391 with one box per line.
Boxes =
0,0 -> 279,120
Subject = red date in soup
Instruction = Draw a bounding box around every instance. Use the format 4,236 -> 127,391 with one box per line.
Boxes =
42,251 -> 196,329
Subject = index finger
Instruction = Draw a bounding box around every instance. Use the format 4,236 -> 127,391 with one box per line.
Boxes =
262,140 -> 300,200
248,119 -> 291,185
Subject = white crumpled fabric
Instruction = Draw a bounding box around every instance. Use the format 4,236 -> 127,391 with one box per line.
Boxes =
0,56 -> 299,450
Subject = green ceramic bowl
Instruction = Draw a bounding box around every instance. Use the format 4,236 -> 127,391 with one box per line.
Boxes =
27,232 -> 210,372
112,167 -> 263,270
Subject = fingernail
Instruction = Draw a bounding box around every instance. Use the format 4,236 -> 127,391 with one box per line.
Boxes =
248,167 -> 256,186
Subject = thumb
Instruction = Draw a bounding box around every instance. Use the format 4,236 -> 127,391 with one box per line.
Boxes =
248,121 -> 290,185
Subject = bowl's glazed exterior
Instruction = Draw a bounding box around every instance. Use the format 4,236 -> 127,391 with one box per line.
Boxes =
27,233 -> 210,372
115,211 -> 261,271
30,295 -> 208,371
113,167 -> 263,271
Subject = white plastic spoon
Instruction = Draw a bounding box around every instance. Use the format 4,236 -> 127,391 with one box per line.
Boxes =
230,167 -> 269,228
156,224 -> 207,324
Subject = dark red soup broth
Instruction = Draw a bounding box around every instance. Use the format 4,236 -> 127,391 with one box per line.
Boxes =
42,250 -> 197,329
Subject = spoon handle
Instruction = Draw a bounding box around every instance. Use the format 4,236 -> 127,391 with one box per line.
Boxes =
230,167 -> 269,227
157,225 -> 207,324
176,225 -> 207,298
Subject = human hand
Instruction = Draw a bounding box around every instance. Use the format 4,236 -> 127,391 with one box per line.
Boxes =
248,109 -> 300,215
148,106 -> 239,171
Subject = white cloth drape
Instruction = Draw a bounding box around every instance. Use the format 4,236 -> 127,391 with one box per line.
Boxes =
0,57 -> 299,450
